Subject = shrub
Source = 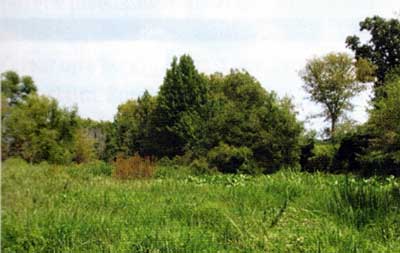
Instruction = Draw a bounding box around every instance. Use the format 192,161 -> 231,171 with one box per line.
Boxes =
189,157 -> 215,175
207,143 -> 255,174
300,136 -> 315,172
358,151 -> 400,177
332,132 -> 370,173
172,150 -> 194,166
113,154 -> 155,179
157,156 -> 174,167
302,143 -> 336,172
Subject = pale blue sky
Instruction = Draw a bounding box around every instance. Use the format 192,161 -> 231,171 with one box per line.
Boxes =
0,0 -> 398,131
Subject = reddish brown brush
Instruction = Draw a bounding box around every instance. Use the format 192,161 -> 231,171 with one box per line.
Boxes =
113,154 -> 155,179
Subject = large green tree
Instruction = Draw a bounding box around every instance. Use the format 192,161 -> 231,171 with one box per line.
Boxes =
152,55 -> 208,157
365,75 -> 400,175
135,90 -> 157,156
114,99 -> 140,155
114,90 -> 156,157
300,52 -> 374,139
346,16 -> 400,97
2,94 -> 79,163
206,70 -> 303,172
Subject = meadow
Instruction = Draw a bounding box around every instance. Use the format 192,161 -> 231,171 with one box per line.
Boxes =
2,158 -> 400,252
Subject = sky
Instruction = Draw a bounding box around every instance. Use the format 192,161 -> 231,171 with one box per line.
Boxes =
0,0 -> 398,131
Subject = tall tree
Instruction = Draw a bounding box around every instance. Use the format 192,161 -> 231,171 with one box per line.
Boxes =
153,55 -> 208,157
300,52 -> 374,139
346,16 -> 400,98
367,75 -> 400,174
135,90 -> 157,156
114,99 -> 140,155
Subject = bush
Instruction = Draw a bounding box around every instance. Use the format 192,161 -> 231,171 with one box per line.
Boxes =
358,151 -> 400,177
207,143 -> 255,174
189,157 -> 215,175
332,132 -> 370,173
172,151 -> 194,166
300,135 -> 315,172
157,156 -> 174,167
302,143 -> 336,172
113,154 -> 155,179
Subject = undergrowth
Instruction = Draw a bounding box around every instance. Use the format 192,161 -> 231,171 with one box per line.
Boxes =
2,158 -> 399,252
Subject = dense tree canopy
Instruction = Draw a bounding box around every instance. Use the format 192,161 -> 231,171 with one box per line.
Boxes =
2,94 -> 79,163
81,119 -> 118,162
365,75 -> 400,174
152,55 -> 208,157
114,99 -> 140,156
346,16 -> 400,97
205,70 -> 303,171
114,90 -> 156,157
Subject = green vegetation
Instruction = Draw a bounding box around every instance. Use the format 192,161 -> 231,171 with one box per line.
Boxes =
1,14 -> 400,252
2,158 -> 399,252
300,52 -> 374,139
346,16 -> 400,96
2,94 -> 80,163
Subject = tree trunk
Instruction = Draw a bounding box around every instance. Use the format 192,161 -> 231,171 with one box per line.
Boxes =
331,118 -> 336,141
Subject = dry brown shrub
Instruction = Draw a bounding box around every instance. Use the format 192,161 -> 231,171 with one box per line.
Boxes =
113,154 -> 155,179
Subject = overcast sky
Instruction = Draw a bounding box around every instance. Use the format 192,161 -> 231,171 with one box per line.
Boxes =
0,0 -> 398,131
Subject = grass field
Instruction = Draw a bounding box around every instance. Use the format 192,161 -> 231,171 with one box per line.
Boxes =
2,158 -> 400,252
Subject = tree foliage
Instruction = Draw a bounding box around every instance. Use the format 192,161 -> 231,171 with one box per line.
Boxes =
111,66 -> 303,172
114,90 -> 156,157
1,70 -> 37,105
73,128 -> 96,164
364,75 -> 400,175
114,99 -> 140,155
5,40 -> 397,177
346,16 -> 400,97
300,52 -> 374,139
152,55 -> 208,157
205,70 -> 303,172
84,120 -> 118,162
207,142 -> 255,174
2,94 -> 79,163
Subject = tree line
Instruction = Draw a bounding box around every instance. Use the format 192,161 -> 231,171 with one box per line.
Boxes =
1,15 -> 399,176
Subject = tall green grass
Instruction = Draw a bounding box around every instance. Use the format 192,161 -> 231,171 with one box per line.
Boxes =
2,158 -> 399,252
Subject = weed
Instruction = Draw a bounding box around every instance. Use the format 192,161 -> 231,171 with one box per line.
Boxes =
113,154 -> 155,179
